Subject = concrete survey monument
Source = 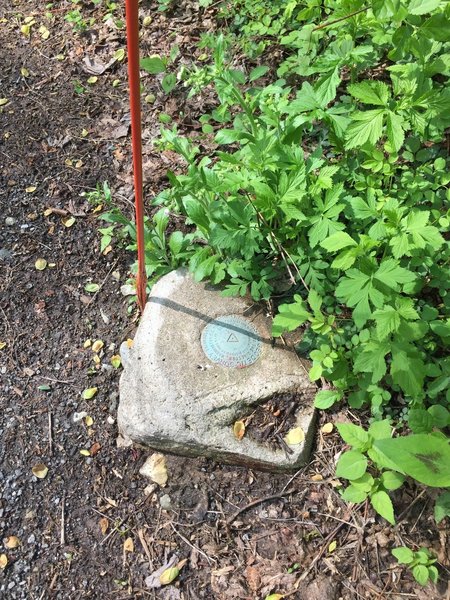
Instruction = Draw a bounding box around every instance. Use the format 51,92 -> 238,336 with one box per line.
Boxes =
118,269 -> 317,471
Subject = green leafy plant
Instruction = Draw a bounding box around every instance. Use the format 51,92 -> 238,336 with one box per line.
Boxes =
140,45 -> 180,94
335,421 -> 450,524
99,0 -> 450,525
392,546 -> 439,586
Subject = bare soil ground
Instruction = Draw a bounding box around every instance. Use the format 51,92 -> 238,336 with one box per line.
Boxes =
0,2 -> 449,599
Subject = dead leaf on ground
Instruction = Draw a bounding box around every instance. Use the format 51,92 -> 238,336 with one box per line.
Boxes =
322,422 -> 334,434
99,518 -> 109,535
0,554 -> 7,569
123,537 -> 134,552
284,426 -> 305,445
145,555 -> 179,589
4,536 -> 20,549
32,463 -> 48,479
90,442 -> 101,456
91,339 -> 104,353
82,387 -> 98,400
233,420 -> 246,440
139,453 -> 168,487
35,258 -> 47,271
245,565 -> 261,592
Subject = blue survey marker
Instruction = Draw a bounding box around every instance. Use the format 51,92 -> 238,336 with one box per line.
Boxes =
201,314 -> 262,368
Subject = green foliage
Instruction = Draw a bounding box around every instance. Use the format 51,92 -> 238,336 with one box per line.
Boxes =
100,0 -> 450,515
335,421 -> 450,524
392,546 -> 439,586
141,46 -> 180,94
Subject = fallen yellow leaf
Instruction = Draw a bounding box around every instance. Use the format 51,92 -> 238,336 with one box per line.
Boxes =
322,422 -> 334,434
160,566 -> 179,586
0,342 -> 6,350
32,463 -> 48,479
82,387 -> 98,400
20,24 -> 30,37
62,216 -> 75,227
265,594 -> 284,600
0,554 -> 7,569
0,98 -> 9,107
328,540 -> 337,553
111,355 -> 121,369
87,76 -> 98,84
284,426 -> 305,445
83,339 -> 92,348
126,338 -> 134,348
25,185 -> 37,193
91,340 -> 104,353
311,473 -> 323,481
4,536 -> 20,549
80,449 -> 90,457
35,258 -> 47,271
43,208 -> 53,217
233,420 -> 246,441
21,67 -> 29,77
85,415 -> 94,427
99,517 -> 109,535
123,537 -> 134,552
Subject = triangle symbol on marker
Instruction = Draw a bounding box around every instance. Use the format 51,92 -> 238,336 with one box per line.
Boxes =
227,333 -> 239,343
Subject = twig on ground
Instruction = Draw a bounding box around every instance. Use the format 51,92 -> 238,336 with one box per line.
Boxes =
170,522 -> 215,565
137,528 -> 154,570
396,489 -> 427,524
82,258 -> 120,310
48,409 -> 53,455
295,521 -> 346,585
226,488 -> 296,528
60,493 -> 66,546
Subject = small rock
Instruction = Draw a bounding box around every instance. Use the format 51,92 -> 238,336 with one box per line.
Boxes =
27,534 -> 35,544
139,453 -> 168,487
144,484 -> 157,496
5,217 -> 16,226
0,248 -> 13,261
159,494 -> 172,511
73,411 -> 88,423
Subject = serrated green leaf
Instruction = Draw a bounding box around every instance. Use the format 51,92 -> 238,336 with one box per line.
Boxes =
336,423 -> 370,450
368,419 -> 392,440
370,490 -> 395,524
372,306 -> 401,340
421,14 -> 450,41
314,389 -> 342,409
314,66 -> 340,106
320,231 -> 357,252
249,65 -> 269,82
390,342 -> 426,397
140,56 -> 166,74
336,450 -> 368,480
408,0 -> 441,15
348,81 -> 390,106
408,409 -> 434,433
386,111 -> 405,151
353,340 -> 389,383
272,298 -> 311,337
345,109 -> 384,149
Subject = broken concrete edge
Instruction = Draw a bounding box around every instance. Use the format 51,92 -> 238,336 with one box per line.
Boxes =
117,407 -> 318,474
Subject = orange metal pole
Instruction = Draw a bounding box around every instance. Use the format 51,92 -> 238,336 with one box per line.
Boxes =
125,0 -> 147,311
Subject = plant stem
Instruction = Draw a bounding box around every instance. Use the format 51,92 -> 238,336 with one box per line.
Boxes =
313,7 -> 368,32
